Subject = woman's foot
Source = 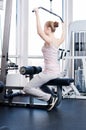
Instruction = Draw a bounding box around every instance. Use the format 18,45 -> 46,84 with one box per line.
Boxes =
47,96 -> 58,111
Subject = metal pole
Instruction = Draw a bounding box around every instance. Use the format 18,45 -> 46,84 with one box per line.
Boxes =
50,0 -> 52,12
0,0 -> 13,83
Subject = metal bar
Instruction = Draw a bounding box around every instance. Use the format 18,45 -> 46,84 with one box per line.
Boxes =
0,0 -> 13,83
0,101 -> 48,109
32,6 -> 64,22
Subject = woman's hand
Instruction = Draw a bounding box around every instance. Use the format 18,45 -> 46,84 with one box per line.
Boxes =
33,8 -> 39,13
62,22 -> 65,31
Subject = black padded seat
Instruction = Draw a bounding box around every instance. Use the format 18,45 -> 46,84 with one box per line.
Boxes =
43,78 -> 74,106
44,78 -> 74,86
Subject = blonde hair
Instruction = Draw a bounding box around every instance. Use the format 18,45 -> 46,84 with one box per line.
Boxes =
45,21 -> 59,32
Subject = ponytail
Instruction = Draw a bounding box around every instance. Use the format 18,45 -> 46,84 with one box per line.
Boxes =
45,21 -> 59,32
54,21 -> 59,27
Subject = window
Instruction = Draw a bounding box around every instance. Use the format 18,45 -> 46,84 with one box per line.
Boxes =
0,0 -> 5,67
73,0 -> 86,21
9,0 -> 16,56
0,10 -> 3,56
0,0 -> 17,65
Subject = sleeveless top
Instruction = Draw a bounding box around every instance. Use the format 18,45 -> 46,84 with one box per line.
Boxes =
42,44 -> 60,74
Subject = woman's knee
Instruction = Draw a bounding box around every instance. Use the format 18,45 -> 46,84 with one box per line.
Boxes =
23,85 -> 31,93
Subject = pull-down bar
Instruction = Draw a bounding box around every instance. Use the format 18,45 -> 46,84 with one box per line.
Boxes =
32,7 -> 64,23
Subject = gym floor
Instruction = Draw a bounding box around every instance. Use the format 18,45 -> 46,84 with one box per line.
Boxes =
0,98 -> 86,130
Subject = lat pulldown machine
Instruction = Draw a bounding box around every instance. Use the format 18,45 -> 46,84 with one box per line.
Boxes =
0,1 -> 74,109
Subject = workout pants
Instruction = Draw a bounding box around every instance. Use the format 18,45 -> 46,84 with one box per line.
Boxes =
23,72 -> 60,102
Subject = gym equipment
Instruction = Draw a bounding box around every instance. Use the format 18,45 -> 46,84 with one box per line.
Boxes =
32,6 -> 64,23
0,81 -> 4,93
43,78 -> 74,106
7,59 -> 18,70
19,66 -> 74,106
0,0 -> 13,84
58,48 -> 70,60
20,66 -> 42,75
0,63 -> 74,108
0,0 -> 19,102
49,0 -> 53,12
0,0 -> 79,110
62,20 -> 86,99
3,65 -> 74,108
0,0 -> 75,109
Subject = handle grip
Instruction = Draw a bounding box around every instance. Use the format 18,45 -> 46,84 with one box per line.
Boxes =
32,7 -> 41,12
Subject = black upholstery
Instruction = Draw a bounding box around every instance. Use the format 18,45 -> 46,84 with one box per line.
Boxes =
45,78 -> 74,86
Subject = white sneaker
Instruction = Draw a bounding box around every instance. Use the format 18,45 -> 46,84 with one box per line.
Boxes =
47,97 -> 58,111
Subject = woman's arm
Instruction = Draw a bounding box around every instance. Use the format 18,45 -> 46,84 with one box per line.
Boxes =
34,8 -> 43,36
34,8 -> 51,44
57,23 -> 65,46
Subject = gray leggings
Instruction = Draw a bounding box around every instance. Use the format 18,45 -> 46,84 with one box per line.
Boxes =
23,72 -> 60,102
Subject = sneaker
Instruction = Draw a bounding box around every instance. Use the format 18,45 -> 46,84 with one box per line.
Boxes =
47,96 -> 58,111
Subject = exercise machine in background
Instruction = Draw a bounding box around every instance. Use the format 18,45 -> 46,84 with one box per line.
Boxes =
62,20 -> 86,99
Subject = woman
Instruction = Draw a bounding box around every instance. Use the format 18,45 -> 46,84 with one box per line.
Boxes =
23,8 -> 65,111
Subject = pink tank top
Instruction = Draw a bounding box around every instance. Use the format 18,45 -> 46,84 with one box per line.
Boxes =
42,44 -> 60,74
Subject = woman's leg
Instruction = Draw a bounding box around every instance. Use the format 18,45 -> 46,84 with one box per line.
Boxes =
23,72 -> 57,102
